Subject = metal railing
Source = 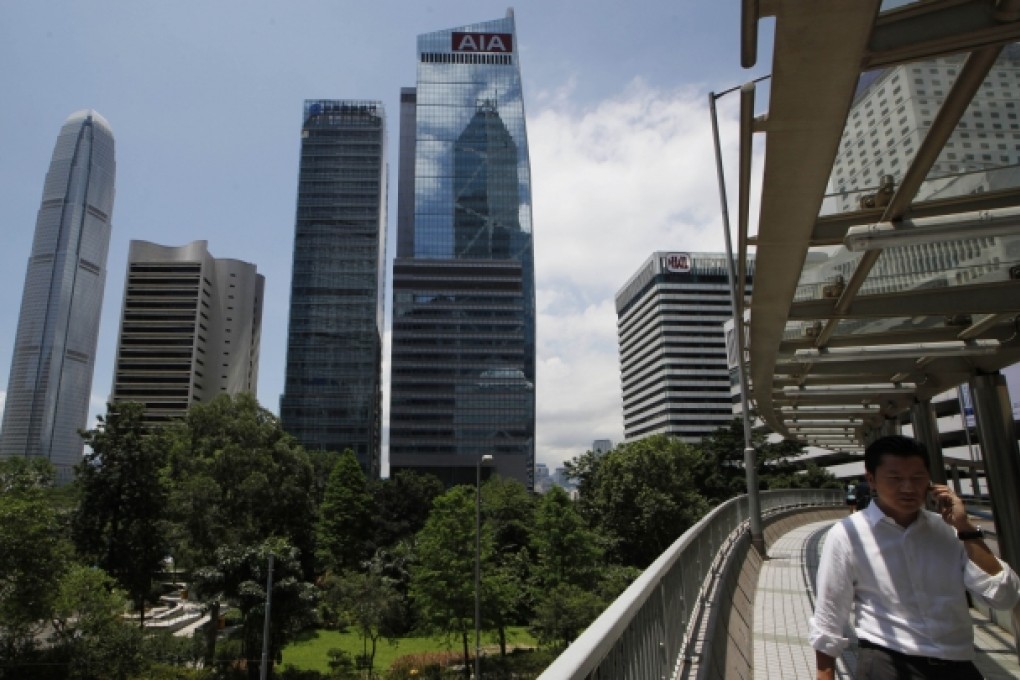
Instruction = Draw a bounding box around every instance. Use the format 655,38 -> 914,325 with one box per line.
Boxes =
537,488 -> 844,680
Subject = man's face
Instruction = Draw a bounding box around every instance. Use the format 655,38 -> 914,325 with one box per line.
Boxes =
865,454 -> 930,521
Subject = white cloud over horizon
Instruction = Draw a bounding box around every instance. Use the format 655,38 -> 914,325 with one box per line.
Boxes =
529,79 -> 741,469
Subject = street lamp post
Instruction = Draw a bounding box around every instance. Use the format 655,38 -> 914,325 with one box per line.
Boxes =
475,453 -> 493,679
709,82 -> 768,555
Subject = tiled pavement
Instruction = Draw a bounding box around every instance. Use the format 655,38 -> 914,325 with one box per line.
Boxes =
753,519 -> 1020,679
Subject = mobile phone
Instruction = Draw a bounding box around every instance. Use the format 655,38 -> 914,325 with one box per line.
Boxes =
929,483 -> 952,511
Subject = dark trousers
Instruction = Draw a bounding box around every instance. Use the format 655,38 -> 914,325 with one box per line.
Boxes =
857,640 -> 983,680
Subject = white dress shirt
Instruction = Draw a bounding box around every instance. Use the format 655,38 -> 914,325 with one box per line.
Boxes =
809,502 -> 1020,661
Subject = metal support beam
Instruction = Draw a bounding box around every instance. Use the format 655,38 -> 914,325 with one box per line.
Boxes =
813,44 -> 1004,349
880,418 -> 900,437
910,399 -> 945,484
969,372 -> 1020,570
969,371 -> 1020,648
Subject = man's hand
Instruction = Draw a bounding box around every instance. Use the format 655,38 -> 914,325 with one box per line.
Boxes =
816,650 -> 836,680
928,483 -> 969,530
929,483 -> 1002,576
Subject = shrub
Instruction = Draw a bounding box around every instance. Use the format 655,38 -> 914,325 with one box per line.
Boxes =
135,665 -> 216,680
278,667 -> 328,680
386,650 -> 462,679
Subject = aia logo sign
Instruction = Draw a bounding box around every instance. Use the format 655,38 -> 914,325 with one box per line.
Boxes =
665,253 -> 692,273
452,32 -> 513,53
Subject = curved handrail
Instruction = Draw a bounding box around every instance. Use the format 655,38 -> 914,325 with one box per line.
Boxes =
537,488 -> 844,680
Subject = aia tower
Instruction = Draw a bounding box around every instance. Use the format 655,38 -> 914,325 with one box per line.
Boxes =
389,11 -> 536,488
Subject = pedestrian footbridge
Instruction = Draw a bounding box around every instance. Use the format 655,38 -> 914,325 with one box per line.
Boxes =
538,491 -> 1018,679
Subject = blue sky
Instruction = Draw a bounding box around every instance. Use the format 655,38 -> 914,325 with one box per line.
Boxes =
0,1 -> 772,472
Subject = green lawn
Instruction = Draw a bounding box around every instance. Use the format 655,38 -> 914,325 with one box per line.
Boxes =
281,627 -> 538,674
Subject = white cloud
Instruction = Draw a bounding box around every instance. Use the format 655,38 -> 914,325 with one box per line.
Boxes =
530,79 -> 741,470
88,392 -> 109,430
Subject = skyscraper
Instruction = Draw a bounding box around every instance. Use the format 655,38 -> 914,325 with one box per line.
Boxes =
111,240 -> 263,425
616,252 -> 754,444
0,110 -> 116,481
389,12 -> 536,488
281,100 -> 387,478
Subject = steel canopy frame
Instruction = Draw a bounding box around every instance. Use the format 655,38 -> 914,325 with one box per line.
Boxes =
740,0 -> 1020,441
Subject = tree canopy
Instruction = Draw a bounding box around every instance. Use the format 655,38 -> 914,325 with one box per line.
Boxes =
73,401 -> 169,625
577,435 -> 711,568
315,450 -> 374,574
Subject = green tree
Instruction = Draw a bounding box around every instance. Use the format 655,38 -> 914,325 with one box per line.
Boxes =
72,402 -> 168,626
481,547 -> 530,656
320,555 -> 401,675
480,477 -> 535,655
578,435 -> 711,568
370,540 -> 419,637
191,538 -> 317,680
316,450 -> 374,574
50,564 -> 146,680
531,487 -> 601,591
164,394 -> 316,571
530,584 -> 603,650
0,459 -> 71,660
765,461 -> 842,490
162,393 -> 317,664
306,449 -> 343,508
482,476 -> 534,560
693,420 -> 759,505
562,447 -> 606,510
0,455 -> 57,492
696,418 -> 831,500
410,486 -> 486,678
528,486 -> 605,648
370,470 -> 444,552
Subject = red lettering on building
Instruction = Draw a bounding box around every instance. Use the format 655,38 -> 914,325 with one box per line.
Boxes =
452,32 -> 513,53
665,253 -> 692,273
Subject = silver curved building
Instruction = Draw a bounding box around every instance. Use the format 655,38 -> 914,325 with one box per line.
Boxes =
0,110 -> 116,480
112,240 -> 263,425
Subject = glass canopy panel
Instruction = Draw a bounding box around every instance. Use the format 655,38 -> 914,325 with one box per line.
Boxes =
820,47 -> 1020,219
855,235 -> 1020,297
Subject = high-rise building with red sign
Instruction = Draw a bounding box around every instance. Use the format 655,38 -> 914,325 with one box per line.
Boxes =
389,11 -> 536,488
616,252 -> 754,444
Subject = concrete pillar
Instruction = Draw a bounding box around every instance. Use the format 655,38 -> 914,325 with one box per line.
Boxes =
968,372 -> 1020,570
910,399 -> 945,484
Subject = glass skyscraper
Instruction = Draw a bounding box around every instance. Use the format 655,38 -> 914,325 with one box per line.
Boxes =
281,100 -> 387,478
389,11 -> 536,488
0,110 -> 116,481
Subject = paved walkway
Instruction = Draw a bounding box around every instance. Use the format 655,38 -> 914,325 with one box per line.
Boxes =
753,519 -> 1020,679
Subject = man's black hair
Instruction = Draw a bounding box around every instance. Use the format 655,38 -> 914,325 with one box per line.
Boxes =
864,435 -> 930,474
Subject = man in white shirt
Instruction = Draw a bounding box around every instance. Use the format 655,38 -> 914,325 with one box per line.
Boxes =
809,435 -> 1020,679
